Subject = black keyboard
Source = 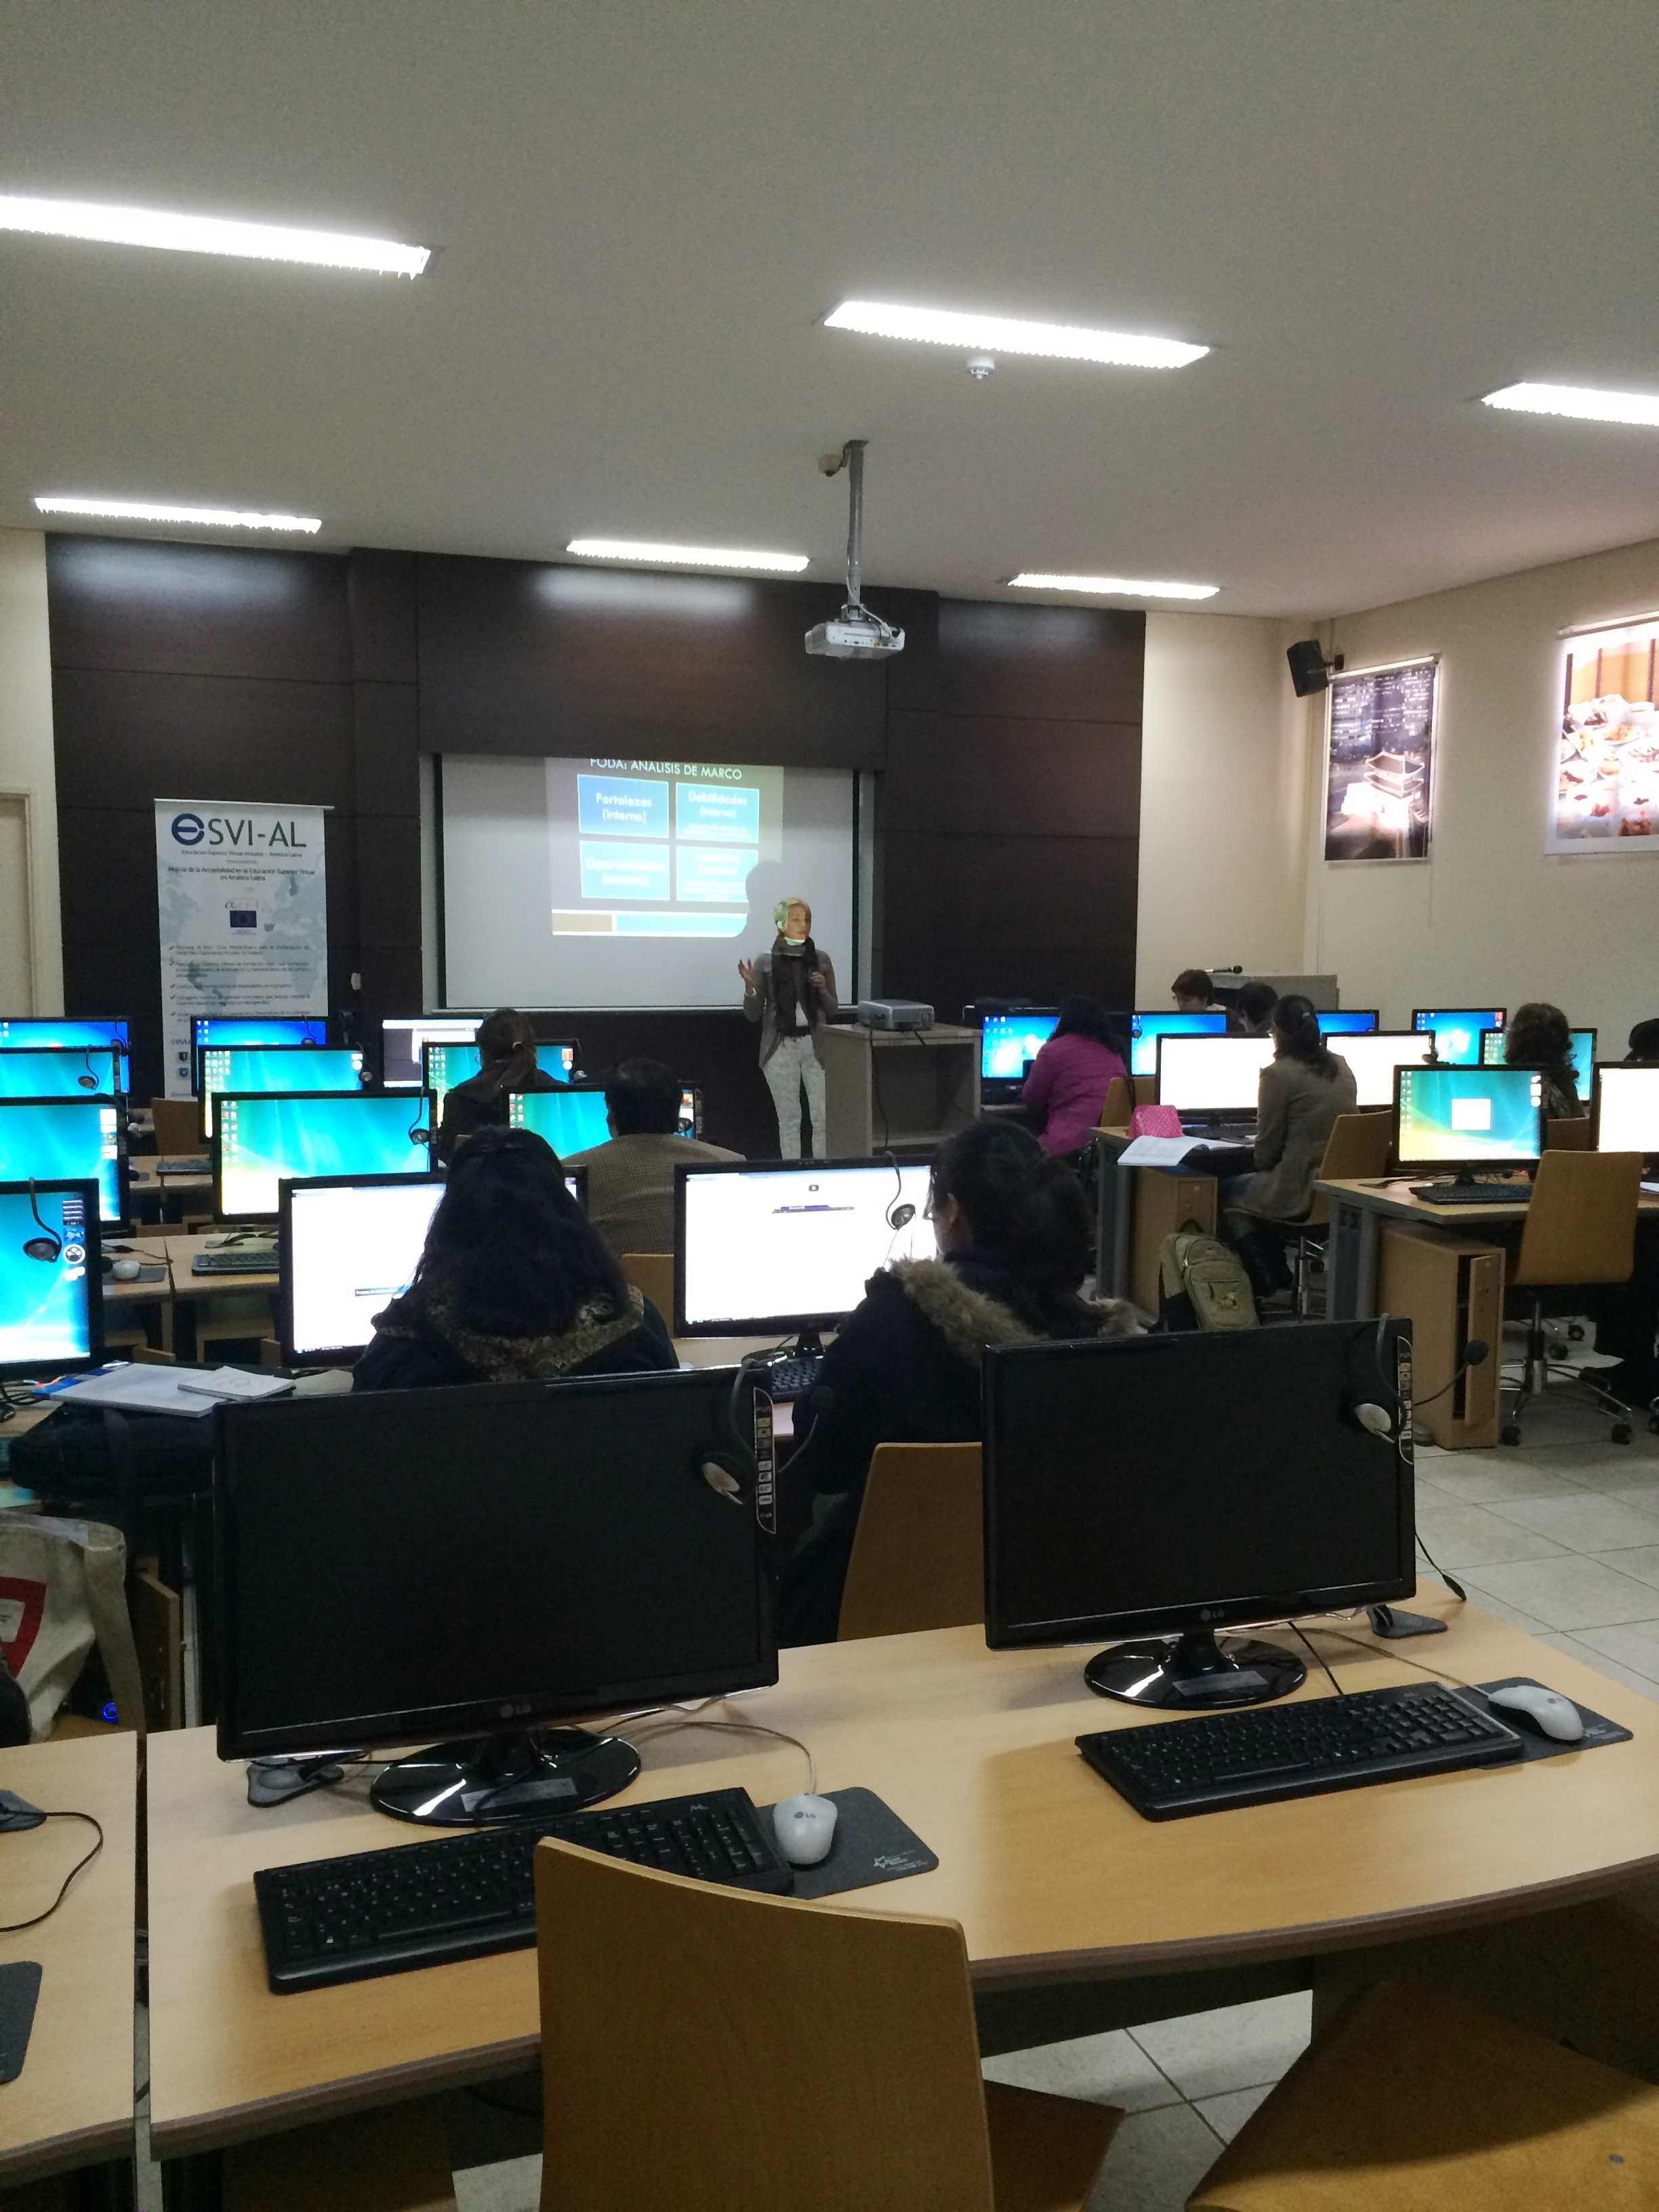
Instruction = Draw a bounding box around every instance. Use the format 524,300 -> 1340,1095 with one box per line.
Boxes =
254,1784 -> 792,1991
1409,1181 -> 1532,1206
760,1351 -> 824,1401
1077,1682 -> 1524,1821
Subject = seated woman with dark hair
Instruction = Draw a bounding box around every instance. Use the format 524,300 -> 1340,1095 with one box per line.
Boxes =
1019,995 -> 1128,1155
1216,994 -> 1356,1299
352,1126 -> 676,1390
435,1006 -> 564,1165
778,1120 -> 1139,1644
1504,1000 -> 1584,1119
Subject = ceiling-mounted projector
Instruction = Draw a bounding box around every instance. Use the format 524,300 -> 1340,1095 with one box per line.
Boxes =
806,439 -> 904,661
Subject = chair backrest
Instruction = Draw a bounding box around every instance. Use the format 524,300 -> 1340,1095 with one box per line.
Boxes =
535,1841 -> 996,2212
837,1443 -> 983,1641
1513,1150 -> 1643,1288
1546,1115 -> 1591,1151
1133,1073 -> 1156,1108
149,1097 -> 200,1154
1100,1075 -> 1132,1128
618,1252 -> 675,1322
1318,1111 -> 1391,1182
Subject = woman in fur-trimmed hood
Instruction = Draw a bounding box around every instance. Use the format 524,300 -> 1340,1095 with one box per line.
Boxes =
779,1120 -> 1139,1644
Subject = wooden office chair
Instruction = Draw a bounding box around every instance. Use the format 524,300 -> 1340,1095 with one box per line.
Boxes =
1546,1114 -> 1591,1151
619,1252 -> 674,1321
1271,1113 -> 1392,1319
836,1443 -> 983,1640
148,1096 -> 201,1155
535,1838 -> 1120,2212
1501,1149 -> 1642,1446
1188,1978 -> 1659,2210
1101,1074 -> 1132,1128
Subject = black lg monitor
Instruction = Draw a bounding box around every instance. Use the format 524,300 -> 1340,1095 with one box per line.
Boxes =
214,1091 -> 434,1219
193,1015 -> 329,1052
1393,1064 -> 1542,1176
214,1370 -> 777,1824
0,1179 -> 102,1380
1412,1008 -> 1504,1066
1128,1010 -> 1226,1078
197,1043 -> 365,1139
0,1098 -> 126,1227
983,1321 -> 1414,1709
0,1020 -> 127,1093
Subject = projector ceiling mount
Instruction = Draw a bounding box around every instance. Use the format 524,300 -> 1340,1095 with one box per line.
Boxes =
805,439 -> 905,660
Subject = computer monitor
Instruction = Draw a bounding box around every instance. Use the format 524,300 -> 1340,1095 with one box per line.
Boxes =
982,1321 -> 1414,1709
279,1173 -> 445,1366
981,1011 -> 1059,1084
192,1015 -> 328,1052
678,1086 -> 701,1139
1331,1031 -> 1433,1109
1128,1010 -> 1227,1078
676,1158 -> 936,1336
1393,1064 -> 1543,1174
1593,1065 -> 1659,1155
197,1044 -> 365,1139
0,1180 -> 102,1380
1412,1008 -> 1505,1066
0,1099 -> 125,1227
1479,1025 -> 1595,1098
1317,1010 -> 1379,1035
0,1048 -> 122,1100
0,1021 -> 127,1092
1154,1033 -> 1274,1118
213,1369 -> 777,1824
422,1039 -> 581,1115
214,1092 -> 433,1220
383,1016 -> 579,1088
506,1086 -> 611,1155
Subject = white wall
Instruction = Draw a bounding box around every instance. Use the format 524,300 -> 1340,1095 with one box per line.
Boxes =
1309,537 -> 1659,1049
1136,610 -> 1311,1004
0,531 -> 62,1014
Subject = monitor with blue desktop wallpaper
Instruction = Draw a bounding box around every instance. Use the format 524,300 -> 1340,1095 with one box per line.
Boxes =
0,1099 -> 124,1226
193,1016 -> 329,1052
1480,1025 -> 1595,1097
1128,1010 -> 1227,1077
506,1087 -> 612,1155
199,1045 -> 365,1139
0,1047 -> 122,1099
215,1092 -> 433,1218
1412,1008 -> 1504,1066
1394,1064 -> 1542,1170
0,1018 -> 128,1053
980,1012 -> 1059,1084
0,1180 -> 101,1379
424,1039 -> 582,1114
1317,1010 -> 1379,1035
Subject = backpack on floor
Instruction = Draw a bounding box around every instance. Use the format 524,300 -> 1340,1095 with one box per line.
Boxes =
1158,1231 -> 1258,1332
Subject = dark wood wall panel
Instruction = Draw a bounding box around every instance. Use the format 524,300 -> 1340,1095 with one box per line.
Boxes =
47,537 -> 350,680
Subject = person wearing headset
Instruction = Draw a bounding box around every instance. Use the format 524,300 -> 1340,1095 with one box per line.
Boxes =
739,896 -> 838,1159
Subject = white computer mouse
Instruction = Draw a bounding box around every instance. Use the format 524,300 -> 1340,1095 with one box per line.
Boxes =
112,1258 -> 141,1282
773,1793 -> 838,1866
1487,1683 -> 1584,1743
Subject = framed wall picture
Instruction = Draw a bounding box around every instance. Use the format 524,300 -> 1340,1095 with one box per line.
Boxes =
1324,657 -> 1437,862
1551,617 -> 1659,851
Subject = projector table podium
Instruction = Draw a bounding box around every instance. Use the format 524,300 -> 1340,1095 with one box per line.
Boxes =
818,1021 -> 981,1155
146,1597 -> 1659,2182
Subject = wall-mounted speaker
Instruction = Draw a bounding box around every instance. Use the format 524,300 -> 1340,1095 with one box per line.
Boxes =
1287,638 -> 1335,697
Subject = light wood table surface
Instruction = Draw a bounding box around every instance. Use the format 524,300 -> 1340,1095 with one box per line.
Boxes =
163,1235 -> 278,1301
147,1593 -> 1659,2158
0,1730 -> 137,2183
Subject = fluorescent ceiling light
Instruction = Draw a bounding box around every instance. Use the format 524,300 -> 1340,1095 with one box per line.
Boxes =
567,538 -> 808,573
1482,382 -> 1659,428
35,495 -> 321,533
825,300 -> 1207,369
0,194 -> 430,276
1008,571 -> 1219,600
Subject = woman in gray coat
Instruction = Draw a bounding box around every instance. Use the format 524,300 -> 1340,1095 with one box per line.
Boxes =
1220,995 -> 1356,1296
739,895 -> 839,1158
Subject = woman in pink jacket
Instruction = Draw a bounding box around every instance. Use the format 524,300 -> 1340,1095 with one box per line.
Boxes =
1019,997 -> 1128,1157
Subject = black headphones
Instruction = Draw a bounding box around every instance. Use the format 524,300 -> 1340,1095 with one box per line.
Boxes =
22,1181 -> 61,1263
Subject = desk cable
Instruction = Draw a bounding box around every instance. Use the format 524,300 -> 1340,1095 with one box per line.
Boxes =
0,1811 -> 104,1931
588,1696 -> 817,1796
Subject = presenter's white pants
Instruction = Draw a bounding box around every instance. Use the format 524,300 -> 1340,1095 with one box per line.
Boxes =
764,1034 -> 827,1159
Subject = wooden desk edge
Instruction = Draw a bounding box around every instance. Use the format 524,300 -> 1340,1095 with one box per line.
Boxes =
0,2114 -> 138,2186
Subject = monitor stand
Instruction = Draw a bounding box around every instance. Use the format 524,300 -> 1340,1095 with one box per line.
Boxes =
1084,1627 -> 1305,1710
369,1726 -> 642,1827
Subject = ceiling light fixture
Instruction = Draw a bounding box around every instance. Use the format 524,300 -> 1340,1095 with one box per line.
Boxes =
1008,571 -> 1220,601
0,194 -> 430,276
567,538 -> 808,573
35,495 -> 321,533
825,300 -> 1207,369
1482,382 -> 1659,428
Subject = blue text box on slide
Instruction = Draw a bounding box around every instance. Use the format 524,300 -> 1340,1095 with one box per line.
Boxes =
577,775 -> 669,838
676,782 -> 760,842
580,842 -> 670,900
676,844 -> 757,903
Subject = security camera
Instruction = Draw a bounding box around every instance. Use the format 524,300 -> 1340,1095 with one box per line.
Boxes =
818,451 -> 846,477
965,355 -> 996,380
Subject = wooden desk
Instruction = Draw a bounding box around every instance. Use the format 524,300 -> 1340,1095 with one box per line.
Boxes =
164,1236 -> 278,1301
147,1597 -> 1659,2159
0,1731 -> 137,2184
1093,1128 -> 1219,1311
818,1022 -> 980,1155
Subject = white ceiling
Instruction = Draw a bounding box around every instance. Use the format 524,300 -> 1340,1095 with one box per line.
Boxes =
4,0 -> 1659,619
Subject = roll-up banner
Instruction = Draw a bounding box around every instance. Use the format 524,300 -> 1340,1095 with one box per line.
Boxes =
155,801 -> 329,1097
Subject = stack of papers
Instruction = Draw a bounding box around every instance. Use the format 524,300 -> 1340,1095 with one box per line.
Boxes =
54,1363 -> 293,1418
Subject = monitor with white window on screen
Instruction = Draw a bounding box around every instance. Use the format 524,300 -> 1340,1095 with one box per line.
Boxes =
0,1047 -> 123,1100
1331,1031 -> 1433,1109
505,1086 -> 611,1156
1412,1008 -> 1504,1066
384,1017 -> 582,1090
1480,1026 -> 1595,1098
1154,1033 -> 1274,1121
676,1158 -> 935,1336
1128,1010 -> 1225,1078
198,1044 -> 366,1140
0,1099 -> 125,1227
1393,1064 -> 1542,1176
1593,1066 -> 1659,1156
1317,1010 -> 1378,1036
215,1092 -> 434,1220
0,1180 -> 102,1380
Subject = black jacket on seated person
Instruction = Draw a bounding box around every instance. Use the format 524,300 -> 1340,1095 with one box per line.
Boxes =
352,1285 -> 676,1391
778,1256 -> 1139,1647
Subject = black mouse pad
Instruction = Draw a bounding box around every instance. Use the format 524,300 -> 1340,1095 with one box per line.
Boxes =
0,1962 -> 42,2085
1473,1677 -> 1633,1762
757,1787 -> 937,1900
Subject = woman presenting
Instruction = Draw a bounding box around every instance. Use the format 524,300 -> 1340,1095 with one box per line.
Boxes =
739,895 -> 838,1158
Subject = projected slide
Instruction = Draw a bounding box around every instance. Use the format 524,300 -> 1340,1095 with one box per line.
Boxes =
439,754 -> 855,1010
0,1185 -> 95,1370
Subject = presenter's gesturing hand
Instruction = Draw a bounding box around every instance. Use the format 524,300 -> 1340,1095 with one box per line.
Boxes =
808,970 -> 827,994
737,958 -> 756,991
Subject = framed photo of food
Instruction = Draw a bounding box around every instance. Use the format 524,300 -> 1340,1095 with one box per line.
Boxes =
1324,657 -> 1437,862
1552,618 -> 1659,852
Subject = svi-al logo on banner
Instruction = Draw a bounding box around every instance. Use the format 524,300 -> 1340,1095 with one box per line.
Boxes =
171,813 -> 205,846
